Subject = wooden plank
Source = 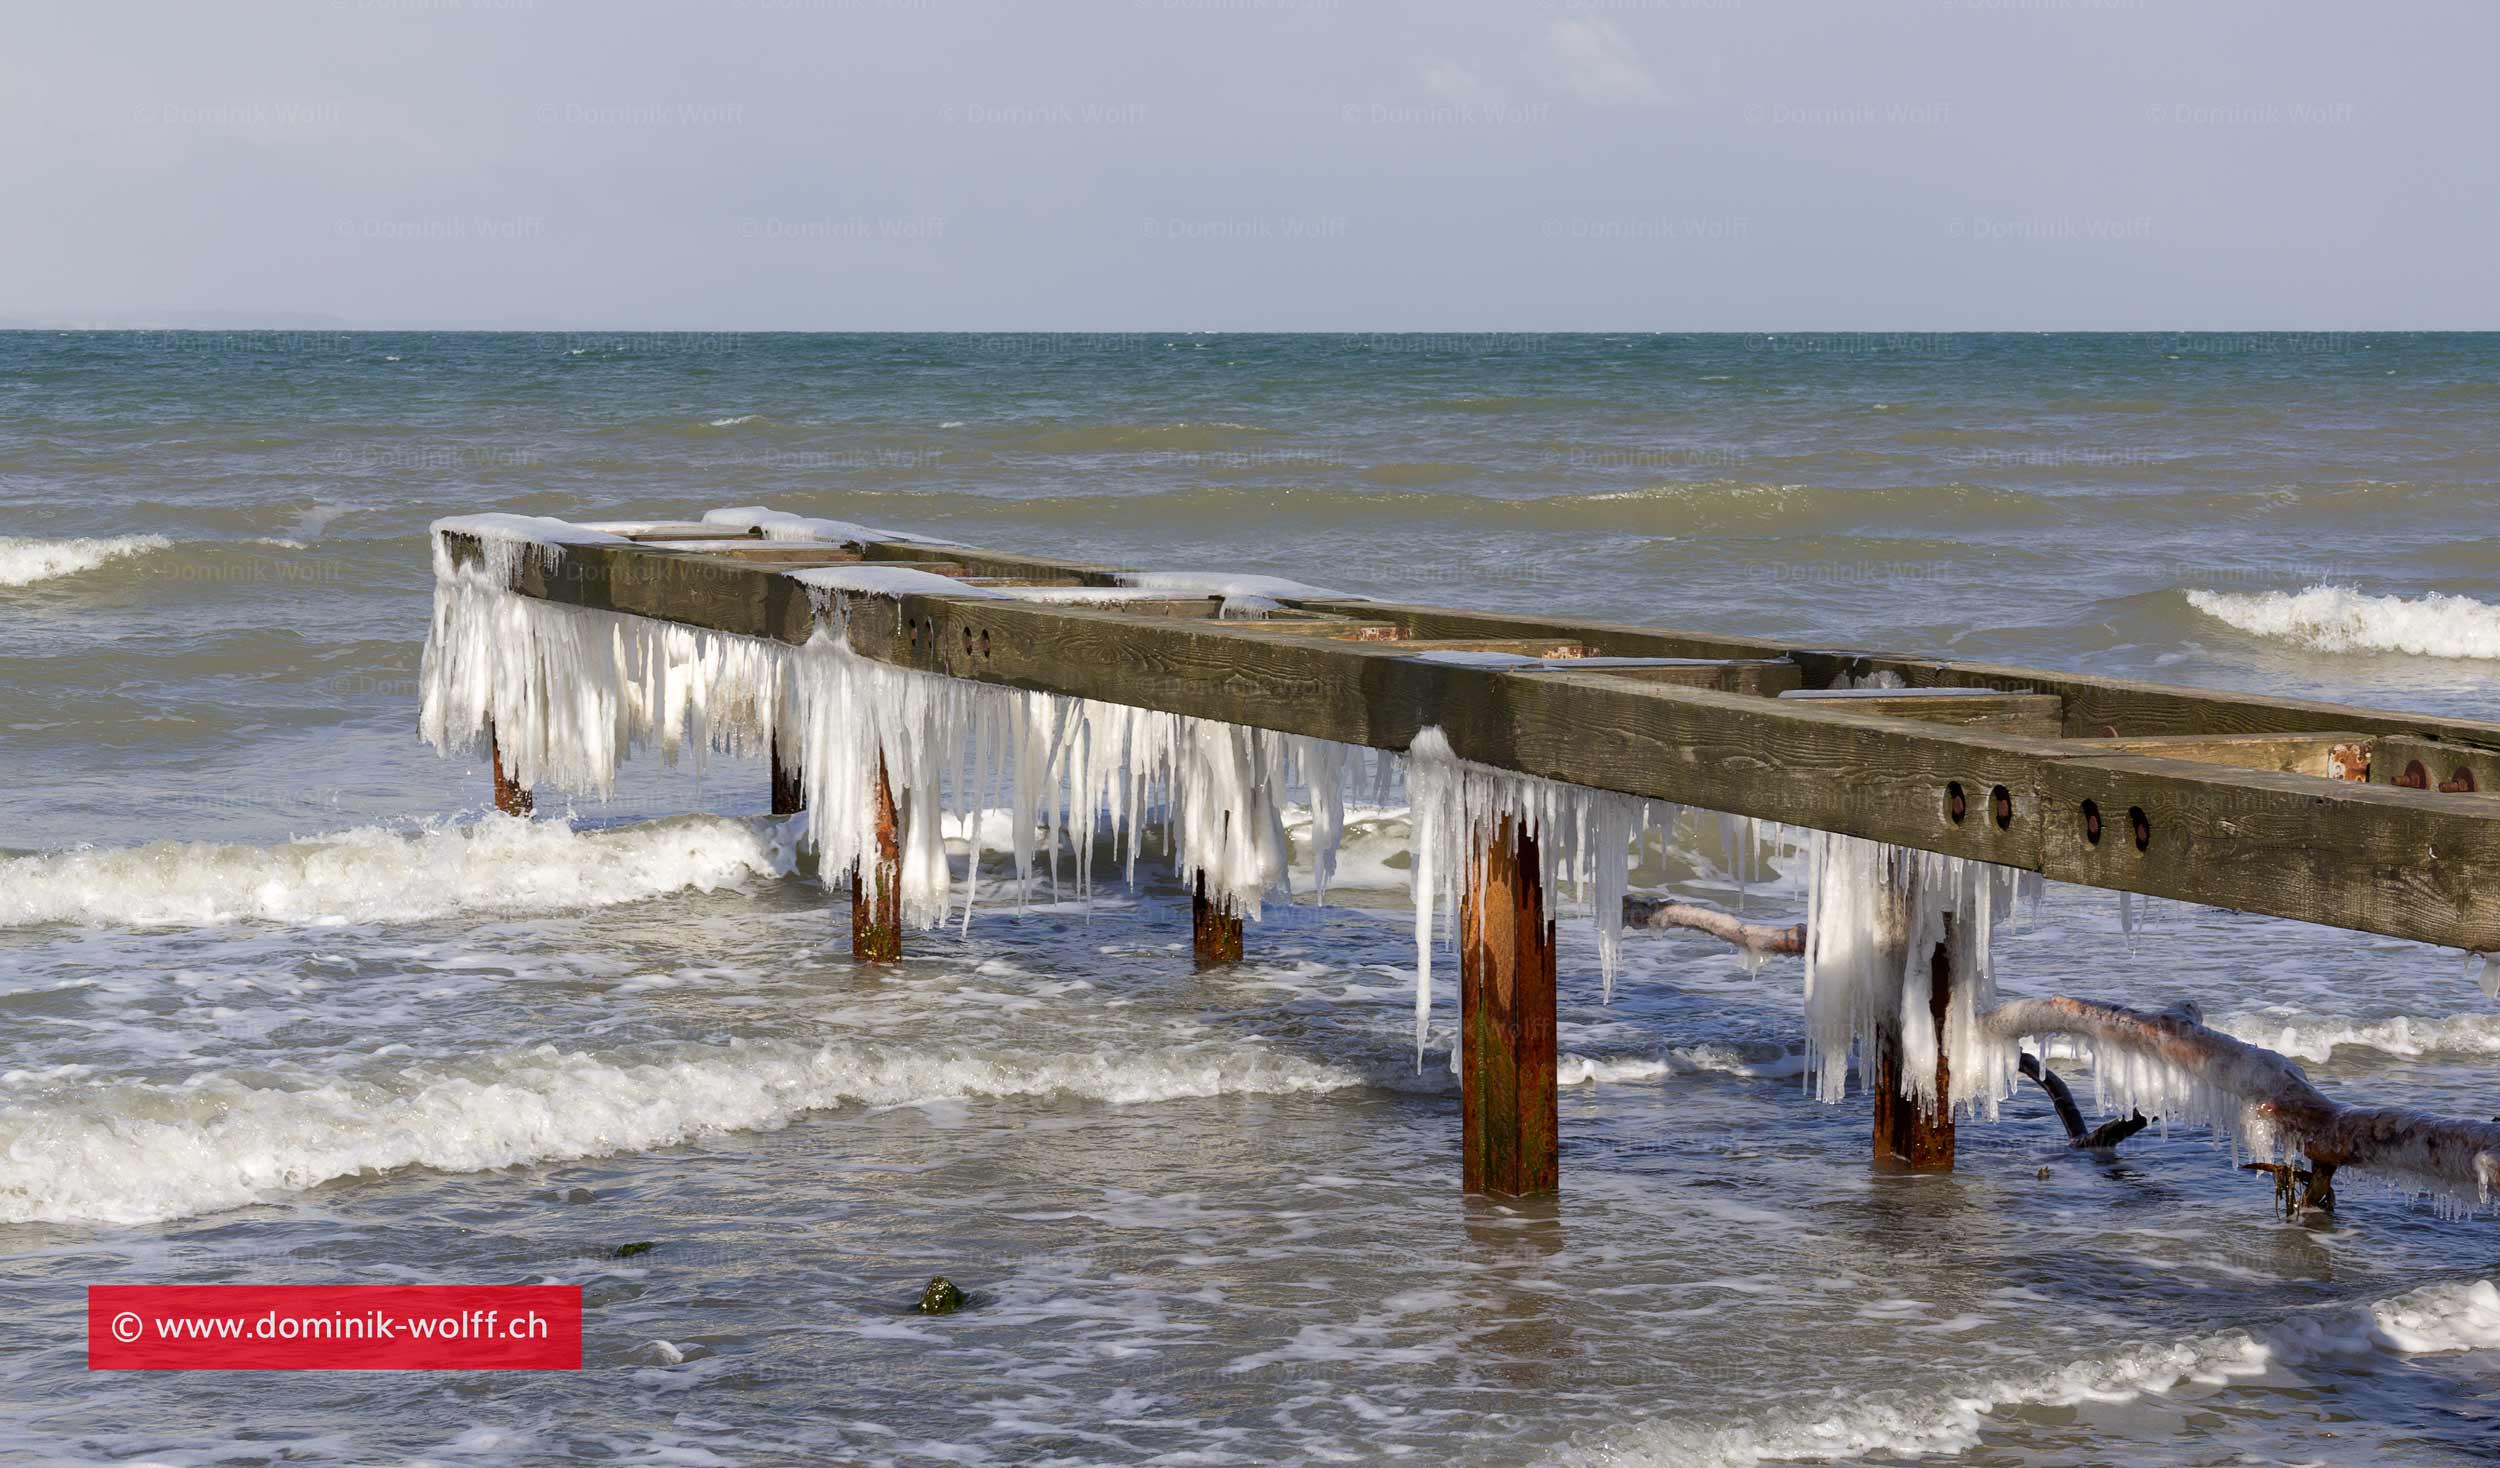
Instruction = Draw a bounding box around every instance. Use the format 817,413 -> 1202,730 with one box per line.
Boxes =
1289,601 -> 2500,747
2092,732 -> 2373,779
1564,659 -> 1804,696
1781,690 -> 2065,739
1461,815 -> 1558,1198
2371,736 -> 2500,797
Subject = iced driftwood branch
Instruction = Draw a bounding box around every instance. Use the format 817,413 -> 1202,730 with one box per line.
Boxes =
2017,1052 -> 2150,1149
1622,896 -> 1804,955
1985,995 -> 2500,1203
1625,896 -> 2498,1206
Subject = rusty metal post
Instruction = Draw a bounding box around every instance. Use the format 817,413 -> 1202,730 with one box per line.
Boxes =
851,755 -> 901,963
1192,872 -> 1244,966
770,733 -> 806,816
1873,909 -> 1956,1172
1460,815 -> 1559,1198
490,723 -> 533,817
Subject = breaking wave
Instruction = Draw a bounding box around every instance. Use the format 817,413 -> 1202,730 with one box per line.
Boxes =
0,533 -> 173,587
2185,585 -> 2500,659
0,814 -> 792,929
2212,1009 -> 2500,1063
0,1037 -> 1381,1225
1558,1278 -> 2500,1467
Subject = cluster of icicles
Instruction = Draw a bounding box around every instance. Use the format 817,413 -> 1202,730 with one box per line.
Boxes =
421,519 -> 2500,1208
419,520 -> 1661,1071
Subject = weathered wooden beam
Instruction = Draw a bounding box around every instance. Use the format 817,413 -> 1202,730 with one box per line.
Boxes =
1781,689 -> 2065,738
446,532 -> 2500,951
2091,732 -> 2373,779
2372,735 -> 2500,798
852,756 -> 901,963
1191,873 -> 1243,967
490,723 -> 533,817
1460,815 -> 1559,1198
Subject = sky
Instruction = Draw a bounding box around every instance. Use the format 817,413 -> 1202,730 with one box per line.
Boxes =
3,0 -> 2490,330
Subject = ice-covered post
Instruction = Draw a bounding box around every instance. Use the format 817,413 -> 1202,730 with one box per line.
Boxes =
1459,814 -> 1560,1197
1192,873 -> 1243,966
770,734 -> 805,817
489,722 -> 533,817
1873,893 -> 1955,1172
852,755 -> 902,962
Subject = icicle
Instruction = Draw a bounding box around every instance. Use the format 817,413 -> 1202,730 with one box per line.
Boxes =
1404,726 -> 1651,1060
2475,952 -> 2499,1001
1800,831 -> 2019,1118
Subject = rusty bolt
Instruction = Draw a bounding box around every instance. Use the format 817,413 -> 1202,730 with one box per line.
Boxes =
1946,782 -> 1967,824
2442,768 -> 2478,794
2082,799 -> 2102,846
2129,806 -> 2151,852
1991,785 -> 2014,830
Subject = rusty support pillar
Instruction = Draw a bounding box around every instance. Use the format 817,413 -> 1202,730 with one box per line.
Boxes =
1460,816 -> 1559,1198
770,733 -> 806,816
490,723 -> 533,817
851,755 -> 901,963
1191,872 -> 1244,966
1873,909 -> 1956,1172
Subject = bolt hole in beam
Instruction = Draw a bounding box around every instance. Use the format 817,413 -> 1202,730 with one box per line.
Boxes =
2082,798 -> 2102,846
1991,784 -> 2014,830
2130,805 -> 2153,852
1945,781 -> 1967,824
2397,759 -> 2430,789
2443,767 -> 2478,794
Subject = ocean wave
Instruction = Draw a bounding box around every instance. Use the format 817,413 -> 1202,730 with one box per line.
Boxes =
0,1037 -> 1381,1225
2185,584 -> 2500,659
1560,1045 -> 1809,1085
0,814 -> 792,929
2210,1009 -> 2500,1063
1556,1278 -> 2500,1467
0,534 -> 172,588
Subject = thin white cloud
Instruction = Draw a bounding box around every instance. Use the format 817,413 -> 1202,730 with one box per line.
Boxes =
1547,17 -> 1666,108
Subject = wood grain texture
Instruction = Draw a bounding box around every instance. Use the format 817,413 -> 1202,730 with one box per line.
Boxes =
451,530 -> 2500,951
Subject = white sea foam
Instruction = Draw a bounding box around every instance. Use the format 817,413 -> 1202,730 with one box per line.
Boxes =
0,1036 -> 1380,1225
0,814 -> 791,929
2212,1009 -> 2500,1063
2185,584 -> 2500,659
0,533 -> 172,587
1558,1278 -> 2500,1467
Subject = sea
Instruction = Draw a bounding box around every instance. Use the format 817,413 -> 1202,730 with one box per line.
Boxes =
3,331 -> 2498,1465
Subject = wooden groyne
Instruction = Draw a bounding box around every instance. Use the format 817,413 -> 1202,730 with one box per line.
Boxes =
425,510 -> 2500,1206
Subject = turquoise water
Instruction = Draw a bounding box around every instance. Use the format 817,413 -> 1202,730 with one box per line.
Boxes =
3,332 -> 2498,1465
